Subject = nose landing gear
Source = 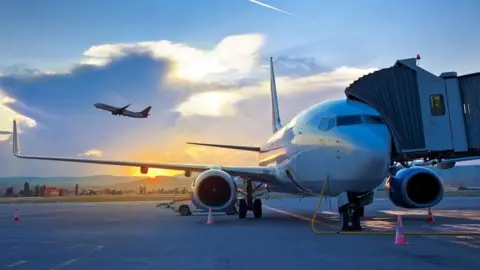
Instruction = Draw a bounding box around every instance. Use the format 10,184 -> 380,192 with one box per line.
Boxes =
339,205 -> 363,231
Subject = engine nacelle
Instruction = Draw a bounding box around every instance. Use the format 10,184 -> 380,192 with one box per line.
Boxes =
140,166 -> 148,174
191,169 -> 237,211
386,167 -> 444,209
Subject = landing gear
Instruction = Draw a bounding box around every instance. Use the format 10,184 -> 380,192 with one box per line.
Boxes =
253,199 -> 262,218
239,199 -> 247,219
358,206 -> 364,218
179,205 -> 192,216
238,178 -> 263,219
339,205 -> 362,231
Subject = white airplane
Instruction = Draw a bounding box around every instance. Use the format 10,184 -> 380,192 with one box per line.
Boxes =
10,57 -> 446,231
94,103 -> 152,118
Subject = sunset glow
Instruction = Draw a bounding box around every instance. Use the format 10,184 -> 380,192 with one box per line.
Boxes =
132,168 -> 184,178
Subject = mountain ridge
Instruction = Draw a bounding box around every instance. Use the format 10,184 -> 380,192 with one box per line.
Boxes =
1,165 -> 479,191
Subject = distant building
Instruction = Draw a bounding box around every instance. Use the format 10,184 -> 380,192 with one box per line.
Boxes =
443,184 -> 461,191
44,187 -> 60,196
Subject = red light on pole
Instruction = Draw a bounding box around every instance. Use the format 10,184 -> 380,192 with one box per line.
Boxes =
416,54 -> 421,60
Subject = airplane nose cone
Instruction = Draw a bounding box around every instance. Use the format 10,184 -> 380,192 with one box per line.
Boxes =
337,127 -> 391,191
356,129 -> 390,166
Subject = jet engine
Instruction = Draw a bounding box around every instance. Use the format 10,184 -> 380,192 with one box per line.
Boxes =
385,167 -> 444,209
191,169 -> 237,211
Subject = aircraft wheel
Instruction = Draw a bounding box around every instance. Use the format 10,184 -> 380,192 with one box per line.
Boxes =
358,206 -> 364,218
253,199 -> 262,218
179,205 -> 191,216
239,199 -> 247,219
339,205 -> 362,231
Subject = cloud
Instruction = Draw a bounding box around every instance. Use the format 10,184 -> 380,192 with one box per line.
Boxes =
80,33 -> 265,84
0,32 -> 378,177
79,149 -> 103,157
173,66 -> 377,117
0,89 -> 37,141
174,91 -> 247,117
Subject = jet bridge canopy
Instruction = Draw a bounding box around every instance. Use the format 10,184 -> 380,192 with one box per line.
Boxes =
344,58 -> 480,162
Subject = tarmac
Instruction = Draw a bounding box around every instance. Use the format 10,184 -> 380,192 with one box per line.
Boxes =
0,197 -> 479,270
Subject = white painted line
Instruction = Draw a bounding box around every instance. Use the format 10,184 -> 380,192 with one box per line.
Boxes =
5,260 -> 27,268
49,259 -> 78,270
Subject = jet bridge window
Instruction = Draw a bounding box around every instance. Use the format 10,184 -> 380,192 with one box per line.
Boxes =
429,94 -> 445,116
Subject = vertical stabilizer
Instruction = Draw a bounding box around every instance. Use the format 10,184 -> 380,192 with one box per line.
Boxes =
140,106 -> 152,117
270,57 -> 282,133
12,120 -> 20,156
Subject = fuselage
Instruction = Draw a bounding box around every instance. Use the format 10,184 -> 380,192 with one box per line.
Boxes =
94,103 -> 146,118
257,98 -> 391,197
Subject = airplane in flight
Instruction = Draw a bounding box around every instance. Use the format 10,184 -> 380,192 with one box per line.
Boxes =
11,57 -> 448,231
94,103 -> 152,118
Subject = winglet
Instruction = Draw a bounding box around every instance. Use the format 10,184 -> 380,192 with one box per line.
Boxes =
12,120 -> 20,156
270,57 -> 282,133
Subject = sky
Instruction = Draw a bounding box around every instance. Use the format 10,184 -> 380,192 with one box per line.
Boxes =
0,0 -> 479,177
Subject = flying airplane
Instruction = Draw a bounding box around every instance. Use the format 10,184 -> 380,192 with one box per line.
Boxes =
94,103 -> 152,118
11,57 -> 448,231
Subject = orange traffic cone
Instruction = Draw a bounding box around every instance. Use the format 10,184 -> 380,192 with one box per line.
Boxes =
206,208 -> 214,225
426,207 -> 435,223
394,216 -> 407,245
397,215 -> 403,227
13,209 -> 20,222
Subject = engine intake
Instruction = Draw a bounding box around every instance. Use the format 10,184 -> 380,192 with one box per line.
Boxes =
386,167 -> 444,209
191,169 -> 237,211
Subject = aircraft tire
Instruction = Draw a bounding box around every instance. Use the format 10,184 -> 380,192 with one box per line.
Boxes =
253,199 -> 262,218
179,205 -> 192,216
339,206 -> 362,231
239,199 -> 247,219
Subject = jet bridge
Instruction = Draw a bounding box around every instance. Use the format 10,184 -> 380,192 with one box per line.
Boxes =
344,58 -> 480,163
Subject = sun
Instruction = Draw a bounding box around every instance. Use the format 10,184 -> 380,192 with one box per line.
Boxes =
132,168 -> 184,178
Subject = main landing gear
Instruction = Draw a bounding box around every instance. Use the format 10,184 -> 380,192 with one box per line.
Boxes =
238,179 -> 263,219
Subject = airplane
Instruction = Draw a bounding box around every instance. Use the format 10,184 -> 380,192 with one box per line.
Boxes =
94,103 -> 152,118
10,57 -> 451,231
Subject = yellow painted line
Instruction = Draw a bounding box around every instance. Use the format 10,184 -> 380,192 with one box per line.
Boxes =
265,205 -> 480,250
5,261 -> 27,268
264,205 -> 338,230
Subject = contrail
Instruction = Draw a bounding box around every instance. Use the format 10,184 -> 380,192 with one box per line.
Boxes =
248,0 -> 313,22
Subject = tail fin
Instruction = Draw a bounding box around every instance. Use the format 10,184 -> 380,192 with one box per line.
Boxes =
12,120 -> 20,156
140,106 -> 152,116
270,57 -> 282,133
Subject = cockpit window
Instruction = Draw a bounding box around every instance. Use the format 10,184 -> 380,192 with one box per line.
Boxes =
319,118 -> 335,131
336,115 -> 363,126
363,115 -> 384,124
317,114 -> 385,131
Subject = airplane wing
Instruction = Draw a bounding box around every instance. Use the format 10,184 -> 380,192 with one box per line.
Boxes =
116,104 -> 131,113
187,142 -> 261,152
11,121 -> 280,184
